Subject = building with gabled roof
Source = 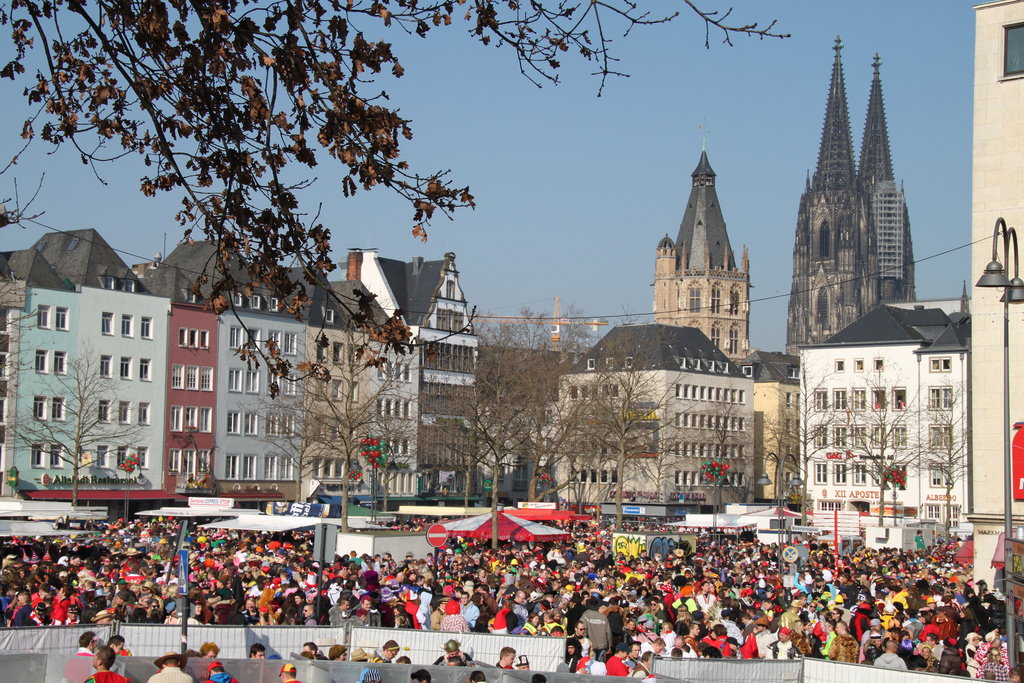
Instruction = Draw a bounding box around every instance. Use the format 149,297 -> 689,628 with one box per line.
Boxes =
740,351 -> 802,505
800,305 -> 970,528
350,249 -> 477,500
654,150 -> 750,362
561,323 -> 754,516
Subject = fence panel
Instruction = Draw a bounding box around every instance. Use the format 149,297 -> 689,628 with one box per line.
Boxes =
348,627 -> 566,673
116,623 -> 350,659
0,624 -> 114,654
652,656 -> 802,683
802,656 -> 969,683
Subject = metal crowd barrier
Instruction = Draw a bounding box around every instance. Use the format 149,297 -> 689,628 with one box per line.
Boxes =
348,626 -> 568,672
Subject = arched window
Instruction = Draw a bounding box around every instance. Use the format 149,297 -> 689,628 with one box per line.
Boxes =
816,290 -> 829,324
819,221 -> 830,259
711,287 -> 722,314
728,328 -> 739,354
710,326 -> 721,349
729,289 -> 740,315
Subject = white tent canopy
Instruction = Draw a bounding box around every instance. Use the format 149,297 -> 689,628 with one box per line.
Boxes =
0,521 -> 101,537
137,507 -> 249,518
199,515 -> 388,532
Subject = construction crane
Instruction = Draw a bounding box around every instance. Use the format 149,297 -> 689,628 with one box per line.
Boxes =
472,297 -> 609,351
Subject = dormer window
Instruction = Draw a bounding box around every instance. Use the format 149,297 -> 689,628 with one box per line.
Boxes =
251,294 -> 263,310
233,293 -> 244,307
624,356 -> 633,370
104,276 -> 117,290
587,358 -> 595,371
742,365 -> 753,377
325,309 -> 336,324
788,367 -> 800,379
185,291 -> 199,304
124,279 -> 136,292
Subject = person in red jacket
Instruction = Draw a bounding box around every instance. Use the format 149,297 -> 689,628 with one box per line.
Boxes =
741,617 -> 769,659
605,644 -> 631,676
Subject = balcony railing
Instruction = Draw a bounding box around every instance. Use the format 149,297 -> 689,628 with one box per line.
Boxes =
175,472 -> 215,493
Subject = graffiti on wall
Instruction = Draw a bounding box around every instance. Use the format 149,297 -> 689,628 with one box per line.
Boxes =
612,533 -> 696,559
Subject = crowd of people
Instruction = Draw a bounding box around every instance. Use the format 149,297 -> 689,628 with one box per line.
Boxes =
0,515 -> 1007,680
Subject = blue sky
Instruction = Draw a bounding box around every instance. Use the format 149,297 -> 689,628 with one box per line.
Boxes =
0,2 -> 976,352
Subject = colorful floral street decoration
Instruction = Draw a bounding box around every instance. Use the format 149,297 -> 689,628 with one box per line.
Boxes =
700,459 -> 730,486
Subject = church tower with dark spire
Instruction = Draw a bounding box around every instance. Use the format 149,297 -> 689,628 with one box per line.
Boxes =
654,149 -> 750,362
786,38 -> 915,352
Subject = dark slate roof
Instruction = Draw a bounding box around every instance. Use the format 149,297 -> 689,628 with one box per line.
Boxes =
1,249 -> 71,291
657,234 -> 675,250
574,323 -> 744,377
740,350 -> 799,383
676,151 -> 735,271
376,254 -> 450,326
28,229 -> 141,291
822,305 -> 970,349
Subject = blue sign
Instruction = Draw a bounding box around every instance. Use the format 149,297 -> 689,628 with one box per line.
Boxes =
673,507 -> 690,516
176,550 -> 189,596
623,506 -> 644,515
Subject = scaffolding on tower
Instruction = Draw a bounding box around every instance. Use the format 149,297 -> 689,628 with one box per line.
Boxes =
472,297 -> 608,351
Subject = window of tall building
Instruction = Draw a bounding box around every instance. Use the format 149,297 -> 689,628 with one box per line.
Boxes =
689,288 -> 701,313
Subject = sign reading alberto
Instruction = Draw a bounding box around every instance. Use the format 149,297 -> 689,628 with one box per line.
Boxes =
612,532 -> 696,559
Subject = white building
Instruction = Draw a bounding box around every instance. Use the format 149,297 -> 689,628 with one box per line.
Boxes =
801,305 -> 970,528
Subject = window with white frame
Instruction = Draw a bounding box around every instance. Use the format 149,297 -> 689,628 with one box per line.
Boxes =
200,367 -> 213,391
263,454 -> 277,479
49,444 -> 62,468
98,400 -> 110,422
33,396 -> 46,420
121,314 -> 133,337
814,390 -> 828,411
229,327 -> 243,349
853,463 -> 868,485
101,311 -> 112,335
852,389 -> 866,410
55,307 -> 68,330
226,412 -> 240,434
244,412 -> 259,435
36,305 -> 50,329
894,427 -> 908,447
119,357 -> 131,379
53,350 -> 66,374
31,444 -> 44,468
814,463 -> 828,485
833,463 -> 847,485
930,357 -> 952,373
929,387 -> 953,410
170,406 -> 183,431
184,406 -> 198,431
227,369 -> 242,392
35,350 -> 47,373
168,449 -> 181,473
225,454 -> 239,480
242,454 -> 256,480
137,446 -> 149,469
199,329 -> 209,348
833,426 -> 847,448
51,397 -> 65,421
833,389 -> 847,410
245,371 -> 260,394
141,316 -> 152,339
186,366 -> 198,390
118,401 -> 131,424
96,444 -> 110,468
930,466 -> 944,487
199,407 -> 212,432
138,402 -> 150,425
283,332 -> 297,355
814,426 -> 828,448
178,328 -> 187,347
818,501 -> 843,512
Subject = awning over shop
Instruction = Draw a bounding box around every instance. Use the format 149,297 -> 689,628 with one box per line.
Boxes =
24,490 -> 178,501
993,532 -> 1005,570
954,539 -> 974,566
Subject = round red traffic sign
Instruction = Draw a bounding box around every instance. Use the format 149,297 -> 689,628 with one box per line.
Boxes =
426,524 -> 448,548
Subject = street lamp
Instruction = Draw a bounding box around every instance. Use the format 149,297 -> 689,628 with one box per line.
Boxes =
976,217 -> 1024,668
757,452 -> 804,570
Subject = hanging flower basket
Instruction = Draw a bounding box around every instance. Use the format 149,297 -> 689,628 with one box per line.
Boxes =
700,459 -> 730,486
882,465 -> 907,489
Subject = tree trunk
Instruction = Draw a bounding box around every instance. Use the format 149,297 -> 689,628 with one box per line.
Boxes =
878,478 -> 886,525
72,457 -> 80,509
615,445 -> 626,530
490,464 -> 500,550
341,452 -> 350,533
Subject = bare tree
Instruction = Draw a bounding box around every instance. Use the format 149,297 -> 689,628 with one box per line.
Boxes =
571,326 -> 681,529
845,369 -> 918,525
12,347 -> 146,507
794,358 -> 841,522
919,381 -> 969,529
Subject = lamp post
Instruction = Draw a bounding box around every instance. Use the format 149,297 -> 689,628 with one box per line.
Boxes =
976,217 -> 1024,668
757,452 -> 804,570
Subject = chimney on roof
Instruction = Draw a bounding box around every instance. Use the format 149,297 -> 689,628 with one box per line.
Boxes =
347,249 -> 363,281
412,256 -> 423,274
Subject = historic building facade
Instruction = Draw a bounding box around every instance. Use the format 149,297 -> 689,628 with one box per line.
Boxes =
654,150 -> 750,363
787,38 -> 915,353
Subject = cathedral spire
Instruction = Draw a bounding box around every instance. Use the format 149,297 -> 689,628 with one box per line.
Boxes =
814,36 -> 857,193
859,53 -> 894,188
